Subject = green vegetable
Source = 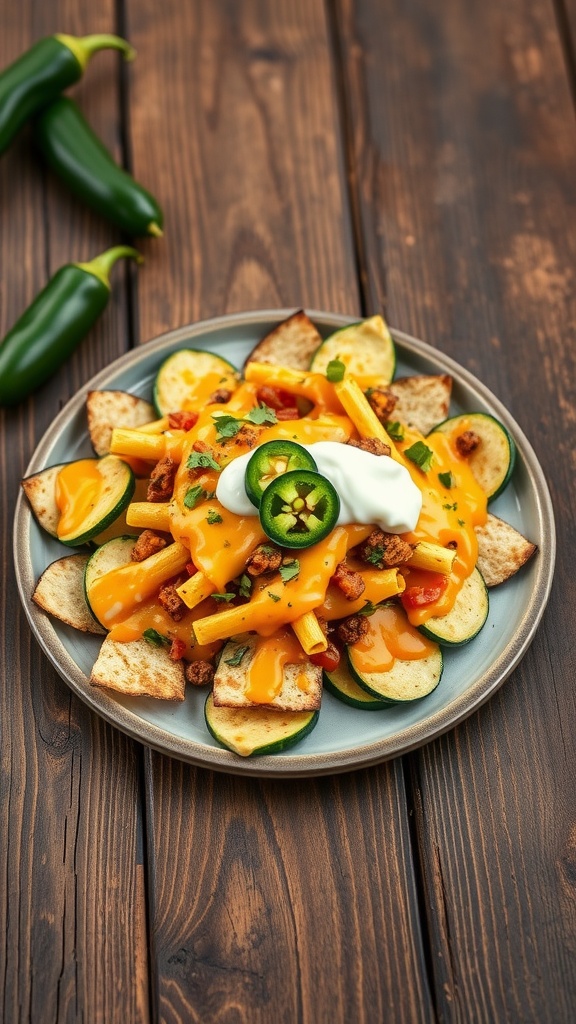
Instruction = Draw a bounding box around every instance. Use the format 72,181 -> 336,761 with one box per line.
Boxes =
405,440 -> 434,472
417,568 -> 489,646
258,469 -> 340,549
325,358 -> 346,382
205,692 -> 319,756
142,628 -> 170,647
0,246 -> 141,406
0,33 -> 135,156
428,412 -> 516,502
57,457 -> 135,548
244,440 -> 317,508
34,97 -> 163,238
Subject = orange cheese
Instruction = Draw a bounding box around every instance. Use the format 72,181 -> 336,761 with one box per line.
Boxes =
351,604 -> 437,674
56,459 -> 105,538
108,596 -> 221,662
245,629 -> 310,703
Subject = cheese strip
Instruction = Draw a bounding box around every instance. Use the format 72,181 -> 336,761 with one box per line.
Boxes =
126,502 -> 171,532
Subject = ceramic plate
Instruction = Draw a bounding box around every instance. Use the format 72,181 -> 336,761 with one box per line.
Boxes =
13,310 -> 555,777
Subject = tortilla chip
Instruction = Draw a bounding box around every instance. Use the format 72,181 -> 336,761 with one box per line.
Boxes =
244,310 -> 323,370
33,554 -> 106,634
87,390 -> 155,456
90,636 -> 185,700
213,633 -> 322,711
390,375 -> 452,435
475,514 -> 537,586
21,464 -> 63,537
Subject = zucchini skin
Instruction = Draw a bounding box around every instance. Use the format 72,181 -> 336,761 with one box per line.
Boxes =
33,98 -> 163,237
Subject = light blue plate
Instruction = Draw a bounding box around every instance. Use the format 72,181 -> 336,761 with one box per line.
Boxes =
13,310 -> 555,777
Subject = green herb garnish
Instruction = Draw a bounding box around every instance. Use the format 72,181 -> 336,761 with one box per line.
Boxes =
186,451 -> 221,471
206,508 -> 223,524
326,358 -> 346,383
238,574 -> 252,599
212,592 -> 235,602
438,470 -> 454,489
245,403 -> 278,425
268,591 -> 281,602
224,644 -> 250,667
279,559 -> 300,583
142,628 -> 170,647
212,413 -> 243,441
386,421 -> 405,441
358,600 -> 380,617
405,441 -> 434,472
184,485 -> 214,509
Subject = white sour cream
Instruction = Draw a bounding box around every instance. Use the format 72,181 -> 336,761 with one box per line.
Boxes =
215,441 -> 422,534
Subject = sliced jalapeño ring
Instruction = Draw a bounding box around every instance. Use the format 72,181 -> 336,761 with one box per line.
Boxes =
259,469 -> 340,549
245,440 -> 317,508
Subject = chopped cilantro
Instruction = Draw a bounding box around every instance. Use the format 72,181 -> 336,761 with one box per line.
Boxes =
238,574 -> 252,599
458,518 -> 466,527
268,591 -> 281,602
326,358 -> 346,383
442,502 -> 458,511
405,441 -> 434,472
186,451 -> 221,471
363,547 -> 384,566
184,484 -> 214,509
206,508 -> 223,524
358,600 -> 380,617
224,644 -> 250,666
142,628 -> 170,647
245,403 -> 278,425
438,470 -> 454,489
386,421 -> 405,441
212,413 -> 243,441
212,592 -> 235,602
279,559 -> 300,583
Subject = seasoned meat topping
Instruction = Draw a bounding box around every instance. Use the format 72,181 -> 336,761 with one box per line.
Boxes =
131,530 -> 168,562
208,388 -> 233,404
332,562 -> 366,601
455,429 -> 481,456
358,529 -> 413,568
185,660 -> 215,687
366,387 -> 397,424
336,615 -> 369,645
147,456 -> 177,502
245,543 -> 283,577
157,583 -> 187,621
347,437 -> 391,457
169,637 -> 187,661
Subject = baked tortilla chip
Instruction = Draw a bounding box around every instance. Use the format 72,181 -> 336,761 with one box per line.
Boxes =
244,310 -> 323,370
90,637 -> 185,700
33,554 -> 106,634
87,390 -> 155,456
389,375 -> 452,435
21,464 -> 63,537
213,633 -> 322,711
475,514 -> 537,586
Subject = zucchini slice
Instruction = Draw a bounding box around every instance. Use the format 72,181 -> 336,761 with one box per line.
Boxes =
57,456 -> 135,547
205,692 -> 319,756
418,568 -> 489,646
323,663 -> 389,709
309,315 -> 396,383
347,646 -> 443,704
428,412 -> 516,501
84,536 -> 137,627
153,349 -> 238,415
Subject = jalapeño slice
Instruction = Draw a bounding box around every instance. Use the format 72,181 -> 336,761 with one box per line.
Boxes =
245,440 -> 317,508
259,469 -> 340,549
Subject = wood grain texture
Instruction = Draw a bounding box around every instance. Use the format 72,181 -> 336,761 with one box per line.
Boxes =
125,0 -> 432,1020
334,0 -> 576,1018
0,4 -> 149,1020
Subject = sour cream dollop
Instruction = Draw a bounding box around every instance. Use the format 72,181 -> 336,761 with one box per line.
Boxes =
215,441 -> 422,534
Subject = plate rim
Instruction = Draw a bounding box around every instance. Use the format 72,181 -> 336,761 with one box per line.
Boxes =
13,308 -> 556,777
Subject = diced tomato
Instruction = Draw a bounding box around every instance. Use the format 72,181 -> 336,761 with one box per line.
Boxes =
185,562 -> 198,577
275,407 -> 300,420
310,642 -> 341,672
401,572 -> 448,610
169,637 -> 187,661
168,410 -> 199,431
256,385 -> 299,412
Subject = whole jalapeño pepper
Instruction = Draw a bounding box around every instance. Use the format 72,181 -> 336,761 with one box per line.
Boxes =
0,246 -> 141,406
34,98 -> 163,238
0,33 -> 135,155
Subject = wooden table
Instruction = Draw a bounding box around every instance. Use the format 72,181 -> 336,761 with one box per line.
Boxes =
2,2 -> 575,1020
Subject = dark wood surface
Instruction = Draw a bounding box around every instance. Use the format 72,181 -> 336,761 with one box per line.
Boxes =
1,1 -> 574,1021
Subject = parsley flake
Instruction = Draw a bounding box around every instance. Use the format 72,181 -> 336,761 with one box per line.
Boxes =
268,591 -> 281,602
206,508 -> 223,524
212,592 -> 235,602
386,421 -> 405,441
358,600 -> 380,617
438,470 -> 454,489
405,441 -> 434,472
224,644 -> 250,667
245,403 -> 278,425
186,451 -> 221,471
142,628 -> 170,647
184,484 -> 214,509
326,358 -> 346,383
442,502 -> 458,511
238,574 -> 252,599
212,413 -> 243,441
279,559 -> 300,583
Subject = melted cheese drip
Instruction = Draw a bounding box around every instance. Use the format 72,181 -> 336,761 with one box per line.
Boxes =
89,548 -> 189,626
245,630 -> 310,703
108,596 -> 221,661
352,604 -> 437,673
56,459 -> 105,538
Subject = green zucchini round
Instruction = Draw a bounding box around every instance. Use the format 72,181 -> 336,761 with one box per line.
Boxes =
418,568 -> 489,646
58,456 -> 134,547
84,535 -> 137,627
153,349 -> 238,415
347,645 -> 443,704
323,663 -> 389,709
204,693 -> 319,756
309,315 -> 396,383
428,412 -> 516,501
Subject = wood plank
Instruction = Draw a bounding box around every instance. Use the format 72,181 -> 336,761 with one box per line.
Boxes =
125,1 -> 433,1020
335,0 -> 576,1018
0,6 -> 149,1020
